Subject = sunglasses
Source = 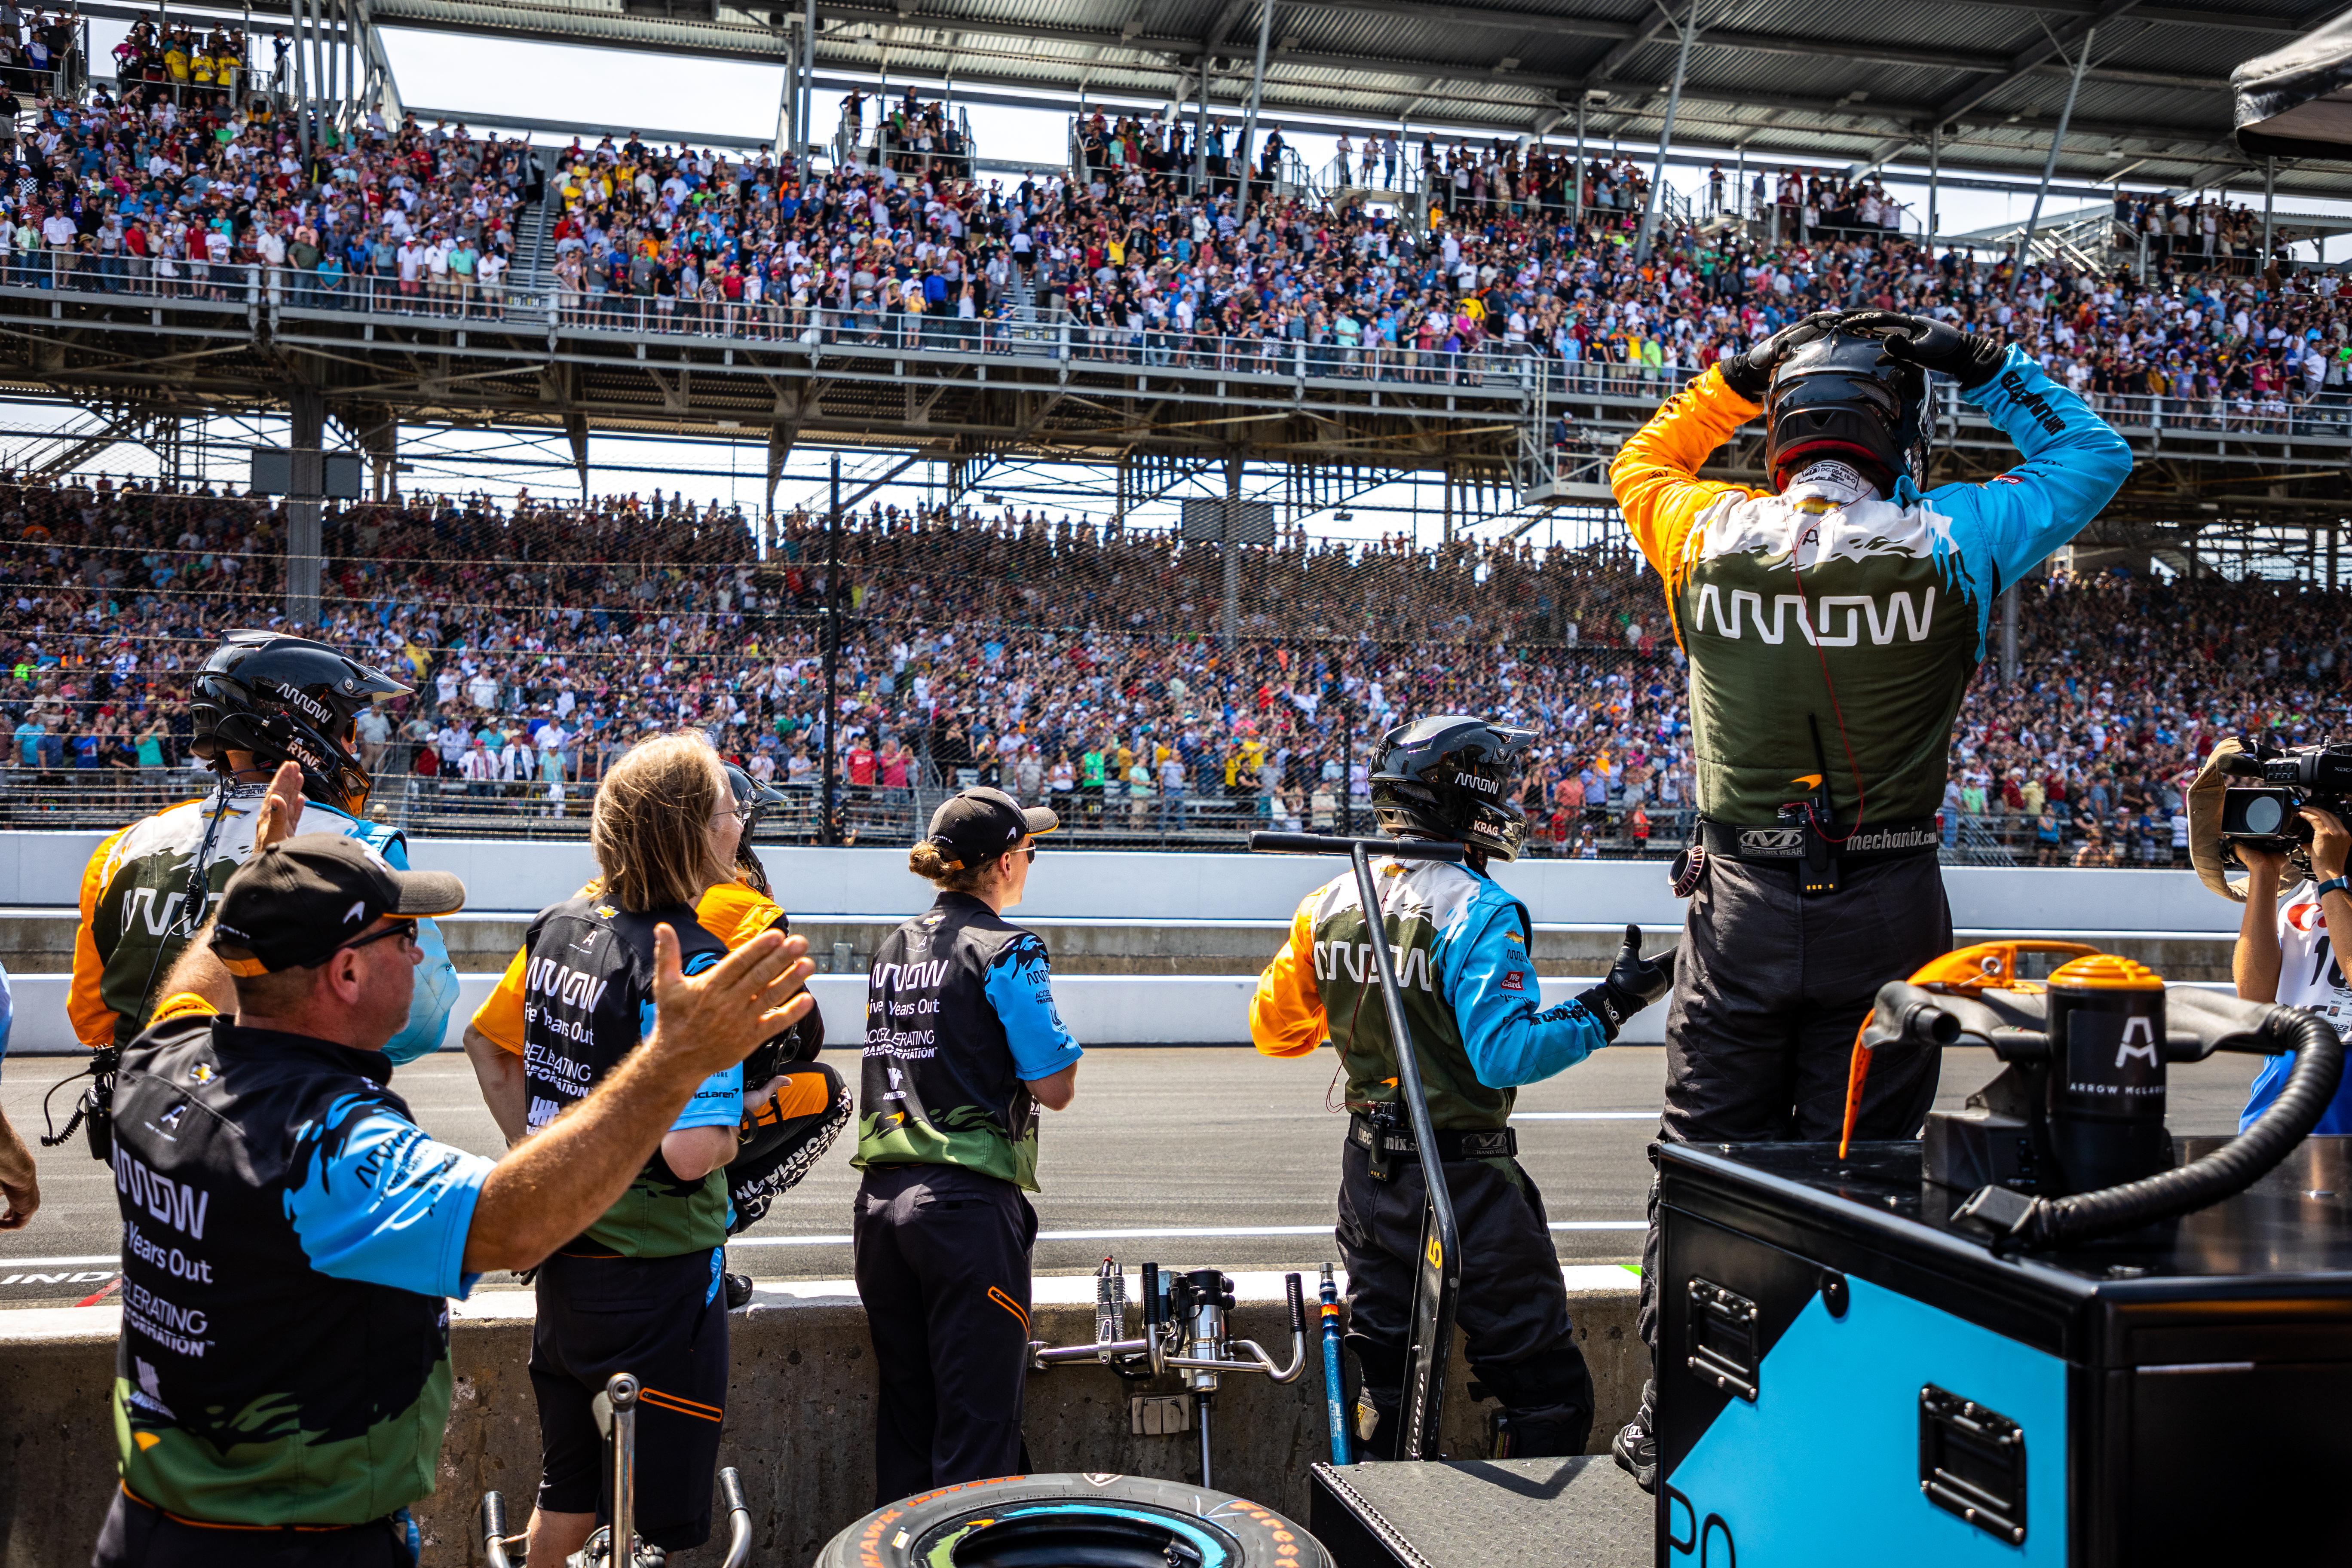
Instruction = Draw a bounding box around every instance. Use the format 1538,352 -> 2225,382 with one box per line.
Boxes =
329,917 -> 417,960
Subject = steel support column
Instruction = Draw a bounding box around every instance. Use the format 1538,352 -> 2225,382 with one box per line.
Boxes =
799,0 -> 816,165
2263,156 -> 2275,265
1927,124 -> 1940,240
1235,0 -> 1273,220
1635,0 -> 1700,266
2012,24 -> 2093,297
287,387 -> 326,628
1222,449 -> 1243,651
1999,585 -> 2018,685
821,453 -> 842,844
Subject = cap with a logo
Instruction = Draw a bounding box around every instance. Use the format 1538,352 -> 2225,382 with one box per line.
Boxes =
210,833 -> 466,974
924,787 -> 1057,870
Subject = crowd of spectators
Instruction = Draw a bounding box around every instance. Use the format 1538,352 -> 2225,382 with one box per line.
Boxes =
0,470 -> 2345,865
1,60 -> 535,306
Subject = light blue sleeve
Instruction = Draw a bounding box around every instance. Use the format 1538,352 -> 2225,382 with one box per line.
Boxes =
1926,346 -> 2133,655
639,949 -> 742,1132
355,826 -> 462,1066
1445,899 -> 1611,1089
983,935 -> 1084,1082
284,1094 -> 494,1299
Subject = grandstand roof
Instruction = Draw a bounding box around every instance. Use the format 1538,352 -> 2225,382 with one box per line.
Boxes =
344,0 -> 2350,198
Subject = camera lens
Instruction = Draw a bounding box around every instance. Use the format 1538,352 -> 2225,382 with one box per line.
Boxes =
2246,796 -> 2285,835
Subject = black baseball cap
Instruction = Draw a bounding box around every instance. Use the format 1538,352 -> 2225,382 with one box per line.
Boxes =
211,833 -> 466,975
924,787 -> 1057,870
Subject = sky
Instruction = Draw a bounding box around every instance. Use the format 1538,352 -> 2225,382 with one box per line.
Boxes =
28,15 -> 2348,551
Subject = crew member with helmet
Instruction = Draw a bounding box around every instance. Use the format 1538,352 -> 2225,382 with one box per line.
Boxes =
70,629 -> 458,1062
1251,716 -> 1674,1459
493,735 -> 789,1564
465,761 -> 848,1308
854,787 -> 1082,1504
1605,310 -> 2132,1487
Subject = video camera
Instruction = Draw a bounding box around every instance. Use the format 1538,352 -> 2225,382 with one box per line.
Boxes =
2217,737 -> 2352,859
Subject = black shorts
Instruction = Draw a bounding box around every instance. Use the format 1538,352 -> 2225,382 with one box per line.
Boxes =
529,1248 -> 729,1550
91,1487 -> 413,1568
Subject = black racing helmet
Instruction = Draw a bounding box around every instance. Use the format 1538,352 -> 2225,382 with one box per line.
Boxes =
1370,714 -> 1535,864
723,760 -> 787,834
1764,327 -> 1934,494
189,631 -> 409,815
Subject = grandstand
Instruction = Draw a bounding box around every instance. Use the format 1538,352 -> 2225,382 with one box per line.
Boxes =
0,0 -> 2347,871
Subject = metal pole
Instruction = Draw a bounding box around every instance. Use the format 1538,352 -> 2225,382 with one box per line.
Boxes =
823,453 -> 842,845
1338,641 -> 1353,835
1191,66 -> 1209,196
1927,123 -> 1939,241
293,0 -> 310,166
1574,100 -> 1585,220
2011,24 -> 2092,300
1999,585 -> 2018,686
1222,450 -> 1242,651
1235,0 -> 1272,223
1635,0 -> 1699,266
286,389 -> 325,628
778,33 -> 796,157
799,0 -> 816,165
2263,156 -> 2275,267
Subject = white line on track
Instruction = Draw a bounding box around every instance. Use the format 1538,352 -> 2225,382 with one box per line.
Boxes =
4,1222 -> 1646,1268
1513,1112 -> 1657,1120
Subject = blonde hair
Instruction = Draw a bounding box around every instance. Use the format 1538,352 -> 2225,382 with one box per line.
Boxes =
908,839 -> 994,894
591,732 -> 730,912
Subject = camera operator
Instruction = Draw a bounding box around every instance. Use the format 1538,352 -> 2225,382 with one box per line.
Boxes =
2231,804 -> 2352,1133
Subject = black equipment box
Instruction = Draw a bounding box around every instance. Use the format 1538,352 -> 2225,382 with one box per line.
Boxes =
1657,1134 -> 2352,1566
1309,1457 -> 1648,1568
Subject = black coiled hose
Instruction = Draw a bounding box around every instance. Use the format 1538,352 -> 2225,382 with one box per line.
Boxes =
2007,1008 -> 2343,1250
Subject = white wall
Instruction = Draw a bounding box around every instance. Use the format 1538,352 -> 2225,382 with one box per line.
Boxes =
0,832 -> 2247,934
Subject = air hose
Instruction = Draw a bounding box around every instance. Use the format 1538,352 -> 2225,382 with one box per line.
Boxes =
1982,1008 -> 2343,1251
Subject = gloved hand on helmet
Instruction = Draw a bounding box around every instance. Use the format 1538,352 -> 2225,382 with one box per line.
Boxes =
1718,310 -> 1852,402
1576,924 -> 1676,1041
1842,310 -> 2008,389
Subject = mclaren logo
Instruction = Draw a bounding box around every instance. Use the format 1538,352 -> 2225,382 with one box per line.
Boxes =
1737,827 -> 1807,858
1692,584 -> 1935,646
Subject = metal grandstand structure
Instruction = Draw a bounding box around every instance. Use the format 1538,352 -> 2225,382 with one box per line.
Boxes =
5,0 -> 2351,611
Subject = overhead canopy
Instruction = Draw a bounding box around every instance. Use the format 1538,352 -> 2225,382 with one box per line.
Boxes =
216,0 -> 2352,198
2234,9 -> 2352,160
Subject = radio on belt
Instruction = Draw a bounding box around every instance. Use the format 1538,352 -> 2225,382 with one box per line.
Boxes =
1653,942 -> 2352,1566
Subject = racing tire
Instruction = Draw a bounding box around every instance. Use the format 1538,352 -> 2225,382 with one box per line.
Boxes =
814,1473 -> 1332,1568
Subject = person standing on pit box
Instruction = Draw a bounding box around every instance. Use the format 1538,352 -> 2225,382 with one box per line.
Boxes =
1604,309 -> 2131,1489
854,787 -> 1082,1504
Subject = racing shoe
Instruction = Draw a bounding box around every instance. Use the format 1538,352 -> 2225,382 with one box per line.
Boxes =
724,1271 -> 755,1311
1611,1381 -> 1657,1494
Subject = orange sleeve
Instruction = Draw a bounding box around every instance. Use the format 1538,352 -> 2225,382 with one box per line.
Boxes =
696,880 -> 788,949
1250,893 -> 1328,1059
150,992 -> 222,1026
746,1064 -> 837,1126
68,827 -> 131,1049
470,946 -> 531,1055
1608,363 -> 1770,625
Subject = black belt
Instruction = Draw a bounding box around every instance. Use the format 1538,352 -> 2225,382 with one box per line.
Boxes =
1699,815 -> 1940,867
1349,1113 -> 1517,1162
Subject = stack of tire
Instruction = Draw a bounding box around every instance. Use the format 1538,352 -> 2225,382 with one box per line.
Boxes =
818,1474 -> 1334,1568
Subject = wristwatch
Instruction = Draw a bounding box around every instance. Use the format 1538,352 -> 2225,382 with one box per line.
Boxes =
2316,876 -> 2352,902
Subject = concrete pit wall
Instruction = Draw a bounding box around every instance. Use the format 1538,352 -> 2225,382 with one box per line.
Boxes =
0,1274 -> 1642,1568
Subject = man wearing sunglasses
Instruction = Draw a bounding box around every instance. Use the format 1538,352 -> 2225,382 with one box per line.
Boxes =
92,831 -> 814,1565
1605,310 -> 2131,1488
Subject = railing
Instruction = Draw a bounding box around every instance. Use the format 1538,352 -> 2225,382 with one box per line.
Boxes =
12,259 -> 2352,447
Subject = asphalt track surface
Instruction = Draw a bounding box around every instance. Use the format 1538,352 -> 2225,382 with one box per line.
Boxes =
0,1045 -> 2269,1308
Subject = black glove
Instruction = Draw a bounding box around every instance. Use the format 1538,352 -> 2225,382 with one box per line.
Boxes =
1718,309 -> 1850,402
1575,924 -> 1675,1041
1844,309 -> 2006,389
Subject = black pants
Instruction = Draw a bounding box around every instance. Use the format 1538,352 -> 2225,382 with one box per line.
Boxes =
1336,1137 -> 1595,1457
1637,851 -> 1950,1352
854,1164 -> 1038,1505
530,1249 -> 729,1551
92,1490 -> 412,1568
